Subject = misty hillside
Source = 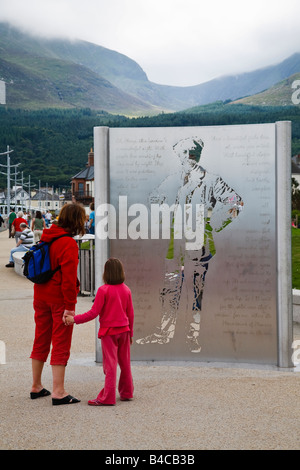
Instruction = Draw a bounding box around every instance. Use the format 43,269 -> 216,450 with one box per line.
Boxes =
0,22 -> 300,114
232,72 -> 300,106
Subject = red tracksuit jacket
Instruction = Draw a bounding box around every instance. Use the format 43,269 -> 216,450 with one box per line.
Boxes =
34,224 -> 79,311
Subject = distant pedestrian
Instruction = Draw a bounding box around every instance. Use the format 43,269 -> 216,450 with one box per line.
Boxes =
8,209 -> 16,238
11,211 -> 27,244
84,214 -> 90,233
45,210 -> 52,227
64,258 -> 134,406
89,203 -> 95,234
31,210 -> 46,242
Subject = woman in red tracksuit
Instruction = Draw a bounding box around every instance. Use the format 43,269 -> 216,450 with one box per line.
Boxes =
65,258 -> 134,406
30,203 -> 86,406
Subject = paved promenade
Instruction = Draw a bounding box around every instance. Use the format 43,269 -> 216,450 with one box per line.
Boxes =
0,229 -> 299,451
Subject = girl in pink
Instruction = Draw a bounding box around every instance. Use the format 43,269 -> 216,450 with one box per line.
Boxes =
65,258 -> 134,406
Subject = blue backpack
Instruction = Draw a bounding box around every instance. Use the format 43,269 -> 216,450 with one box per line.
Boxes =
22,234 -> 71,284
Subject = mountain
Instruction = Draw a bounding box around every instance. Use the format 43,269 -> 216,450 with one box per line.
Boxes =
231,72 -> 300,106
0,55 -> 152,114
172,53 -> 300,108
0,23 -> 154,115
0,22 -> 300,114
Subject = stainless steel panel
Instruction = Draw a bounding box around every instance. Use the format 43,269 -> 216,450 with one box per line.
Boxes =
104,124 -> 278,363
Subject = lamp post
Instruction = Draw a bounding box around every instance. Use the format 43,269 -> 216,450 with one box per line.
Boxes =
0,163 -> 20,212
0,146 -> 14,214
23,174 -> 36,213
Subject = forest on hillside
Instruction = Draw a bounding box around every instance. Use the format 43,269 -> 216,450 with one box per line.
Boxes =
0,103 -> 299,190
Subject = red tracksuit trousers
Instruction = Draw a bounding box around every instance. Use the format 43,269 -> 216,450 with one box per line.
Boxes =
30,300 -> 73,366
97,331 -> 134,405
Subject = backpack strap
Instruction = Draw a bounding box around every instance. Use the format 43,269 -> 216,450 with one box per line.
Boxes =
47,233 -> 74,273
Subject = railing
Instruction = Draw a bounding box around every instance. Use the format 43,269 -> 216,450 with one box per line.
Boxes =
74,234 -> 95,296
73,191 -> 93,199
72,192 -> 94,206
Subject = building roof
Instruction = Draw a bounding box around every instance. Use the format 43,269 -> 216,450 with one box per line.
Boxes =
31,191 -> 60,201
4,188 -> 29,197
72,166 -> 94,181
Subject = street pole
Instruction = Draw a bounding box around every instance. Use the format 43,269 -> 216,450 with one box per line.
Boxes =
0,146 -> 14,214
23,175 -> 36,213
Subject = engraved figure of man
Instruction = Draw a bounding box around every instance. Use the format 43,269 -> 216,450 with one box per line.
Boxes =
136,136 -> 243,352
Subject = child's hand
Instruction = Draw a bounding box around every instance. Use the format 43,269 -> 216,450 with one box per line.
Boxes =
65,315 -> 75,326
130,337 -> 133,345
62,309 -> 74,325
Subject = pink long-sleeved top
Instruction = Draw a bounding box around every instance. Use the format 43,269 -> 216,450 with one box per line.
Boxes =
74,283 -> 134,338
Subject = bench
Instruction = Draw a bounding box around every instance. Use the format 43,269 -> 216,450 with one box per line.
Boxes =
12,251 -> 26,277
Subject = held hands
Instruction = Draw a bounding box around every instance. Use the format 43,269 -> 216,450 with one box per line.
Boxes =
65,315 -> 75,326
62,310 -> 75,326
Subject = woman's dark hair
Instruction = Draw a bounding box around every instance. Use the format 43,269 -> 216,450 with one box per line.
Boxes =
103,258 -> 125,285
35,210 -> 42,219
57,203 -> 86,236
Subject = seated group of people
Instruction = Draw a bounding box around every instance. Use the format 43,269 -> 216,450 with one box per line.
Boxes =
5,205 -> 94,268
5,210 -> 44,268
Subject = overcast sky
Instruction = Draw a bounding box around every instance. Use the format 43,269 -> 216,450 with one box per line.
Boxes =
0,0 -> 299,87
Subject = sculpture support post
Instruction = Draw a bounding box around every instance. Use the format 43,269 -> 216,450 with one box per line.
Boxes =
276,121 -> 293,367
94,126 -> 109,363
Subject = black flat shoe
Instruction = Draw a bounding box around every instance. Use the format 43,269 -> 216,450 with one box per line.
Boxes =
52,395 -> 80,406
30,388 -> 51,399
5,262 -> 14,268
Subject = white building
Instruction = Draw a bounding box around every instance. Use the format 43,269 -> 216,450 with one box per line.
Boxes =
0,188 -> 30,214
31,189 -> 62,215
0,187 -> 64,215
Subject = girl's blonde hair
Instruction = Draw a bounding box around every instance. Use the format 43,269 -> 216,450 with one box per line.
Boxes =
103,258 -> 125,285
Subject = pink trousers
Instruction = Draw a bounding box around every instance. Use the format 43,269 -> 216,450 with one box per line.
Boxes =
97,331 -> 134,405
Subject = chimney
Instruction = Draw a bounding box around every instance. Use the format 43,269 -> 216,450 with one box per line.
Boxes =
87,148 -> 94,167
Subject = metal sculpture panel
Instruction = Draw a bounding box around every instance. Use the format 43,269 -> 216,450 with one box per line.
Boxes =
94,123 -> 291,364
